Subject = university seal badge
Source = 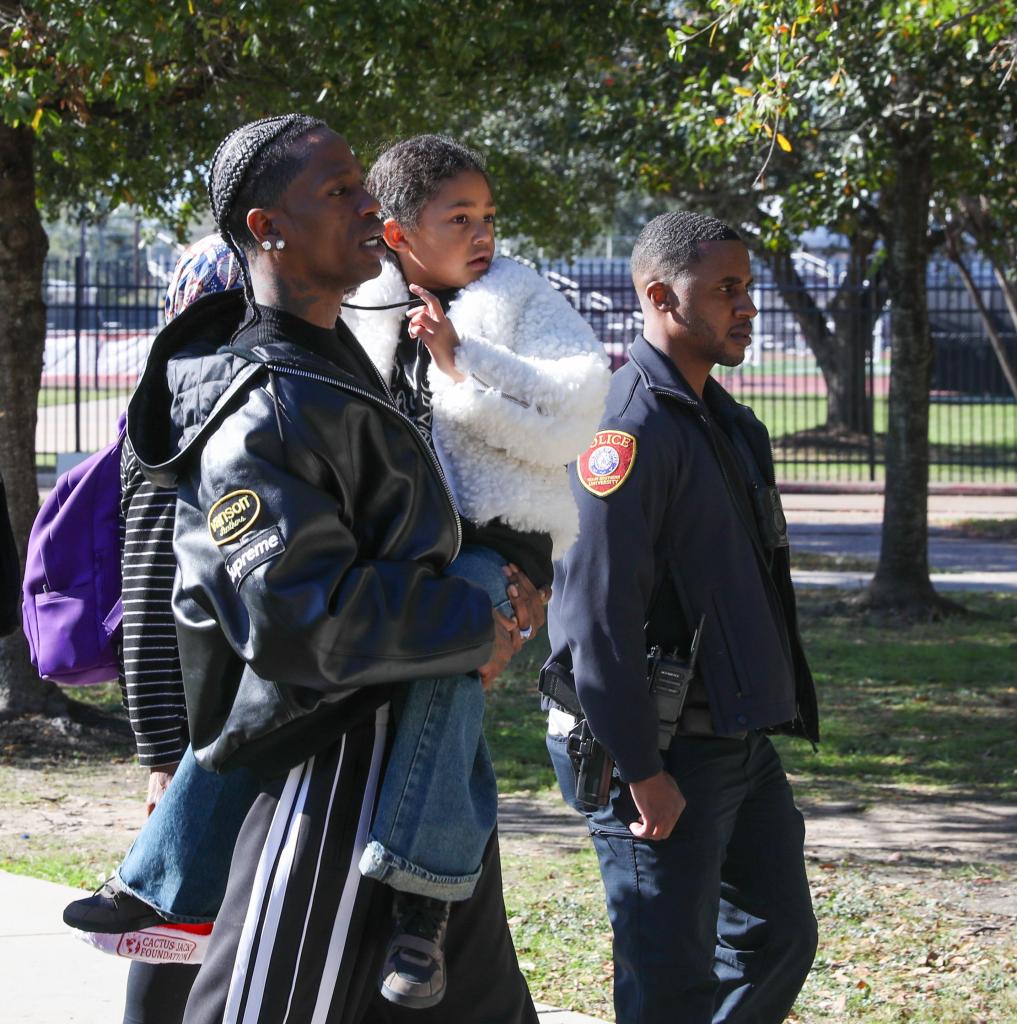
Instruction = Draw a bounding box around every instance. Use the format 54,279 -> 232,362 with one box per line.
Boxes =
578,430 -> 637,497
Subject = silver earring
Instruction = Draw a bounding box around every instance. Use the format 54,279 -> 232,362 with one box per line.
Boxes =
275,239 -> 286,251
261,240 -> 272,251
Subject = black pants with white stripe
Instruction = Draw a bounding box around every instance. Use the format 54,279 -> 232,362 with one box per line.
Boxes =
182,707 -> 537,1024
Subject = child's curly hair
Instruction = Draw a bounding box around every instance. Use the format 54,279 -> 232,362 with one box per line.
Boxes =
367,135 -> 488,228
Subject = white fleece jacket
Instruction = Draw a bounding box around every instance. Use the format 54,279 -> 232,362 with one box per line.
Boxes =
343,256 -> 611,555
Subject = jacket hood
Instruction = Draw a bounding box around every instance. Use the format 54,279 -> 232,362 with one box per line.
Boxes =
127,290 -> 263,486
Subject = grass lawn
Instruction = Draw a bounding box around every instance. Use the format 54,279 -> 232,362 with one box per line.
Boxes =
37,386 -> 122,407
946,518 -> 1017,541
503,849 -> 1016,1023
727,389 -> 1017,450
487,591 -> 1017,803
774,591 -> 1017,802
724,390 -> 1017,483
1,592 -> 1013,1021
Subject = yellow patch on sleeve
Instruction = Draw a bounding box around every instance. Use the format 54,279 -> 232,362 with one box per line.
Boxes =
208,489 -> 261,545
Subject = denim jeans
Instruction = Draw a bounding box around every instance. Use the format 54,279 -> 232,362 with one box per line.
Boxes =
358,545 -> 509,901
547,729 -> 817,1024
116,746 -> 261,923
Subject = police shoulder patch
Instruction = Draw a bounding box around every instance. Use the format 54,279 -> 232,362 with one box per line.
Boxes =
578,430 -> 637,497
208,489 -> 261,545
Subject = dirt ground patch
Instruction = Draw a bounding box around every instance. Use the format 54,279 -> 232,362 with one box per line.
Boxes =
498,789 -> 1017,865
1,721 -> 1014,1023
498,788 -> 1016,938
0,713 -> 145,887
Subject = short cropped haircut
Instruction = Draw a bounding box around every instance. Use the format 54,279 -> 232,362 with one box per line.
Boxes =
631,211 -> 741,284
367,135 -> 488,228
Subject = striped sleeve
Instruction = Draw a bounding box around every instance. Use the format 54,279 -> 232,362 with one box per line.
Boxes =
118,442 -> 188,768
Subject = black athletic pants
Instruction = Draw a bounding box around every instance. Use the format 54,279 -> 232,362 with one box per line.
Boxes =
171,706 -> 536,1024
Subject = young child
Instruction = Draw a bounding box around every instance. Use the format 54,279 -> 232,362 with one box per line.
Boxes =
344,134 -> 611,1008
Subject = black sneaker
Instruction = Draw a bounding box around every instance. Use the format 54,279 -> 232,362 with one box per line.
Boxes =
379,893 -> 451,1009
62,878 -> 167,934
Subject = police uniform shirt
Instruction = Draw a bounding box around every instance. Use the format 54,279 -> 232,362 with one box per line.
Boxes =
550,337 -> 800,782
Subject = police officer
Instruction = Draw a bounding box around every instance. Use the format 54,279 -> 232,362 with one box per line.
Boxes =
543,211 -> 820,1024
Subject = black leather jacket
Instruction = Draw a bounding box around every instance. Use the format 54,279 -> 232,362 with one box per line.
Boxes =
128,292 -> 494,776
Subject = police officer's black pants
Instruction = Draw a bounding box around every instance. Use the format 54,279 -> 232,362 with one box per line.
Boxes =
549,730 -> 817,1024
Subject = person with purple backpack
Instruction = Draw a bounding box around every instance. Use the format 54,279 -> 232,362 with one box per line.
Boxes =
51,235 -> 261,1023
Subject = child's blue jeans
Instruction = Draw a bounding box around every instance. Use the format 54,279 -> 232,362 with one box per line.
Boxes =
116,746 -> 260,922
358,544 -> 508,902
114,545 -> 507,921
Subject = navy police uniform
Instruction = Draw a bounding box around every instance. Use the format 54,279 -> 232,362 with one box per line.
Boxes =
544,335 -> 819,1024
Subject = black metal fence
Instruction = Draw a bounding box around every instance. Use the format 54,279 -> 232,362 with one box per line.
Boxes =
38,257 -> 167,468
37,253 -> 1017,483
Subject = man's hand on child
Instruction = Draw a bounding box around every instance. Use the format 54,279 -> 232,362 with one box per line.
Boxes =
478,609 -> 522,689
503,563 -> 546,641
407,284 -> 466,383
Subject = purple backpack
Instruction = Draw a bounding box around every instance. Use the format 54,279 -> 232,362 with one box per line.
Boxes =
22,417 -> 125,685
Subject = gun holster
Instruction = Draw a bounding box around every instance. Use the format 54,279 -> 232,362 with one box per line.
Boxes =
539,662 -> 613,809
566,718 -> 614,808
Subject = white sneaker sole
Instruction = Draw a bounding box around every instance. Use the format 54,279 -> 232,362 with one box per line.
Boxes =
70,923 -> 212,965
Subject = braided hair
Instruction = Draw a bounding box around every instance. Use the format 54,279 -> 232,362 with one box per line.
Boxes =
206,114 -> 326,313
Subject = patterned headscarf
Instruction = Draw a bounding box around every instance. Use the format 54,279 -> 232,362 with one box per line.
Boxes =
163,233 -> 242,323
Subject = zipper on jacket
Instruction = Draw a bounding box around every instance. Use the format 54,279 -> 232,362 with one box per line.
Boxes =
644,372 -> 817,743
263,362 -> 463,558
648,383 -> 796,667
649,384 -> 773,564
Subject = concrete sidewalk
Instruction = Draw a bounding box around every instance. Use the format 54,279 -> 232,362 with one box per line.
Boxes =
784,492 -> 1017,593
0,872 -> 605,1024
792,568 -> 1017,593
782,492 -> 1017,522
0,872 -> 131,1024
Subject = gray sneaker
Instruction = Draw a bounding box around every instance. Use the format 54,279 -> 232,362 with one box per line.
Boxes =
379,893 -> 451,1009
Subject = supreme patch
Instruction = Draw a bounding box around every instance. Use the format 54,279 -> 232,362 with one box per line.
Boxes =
578,430 -> 637,497
208,489 -> 261,545
224,527 -> 285,589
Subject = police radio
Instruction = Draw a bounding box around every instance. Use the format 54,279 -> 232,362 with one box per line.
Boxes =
753,485 -> 790,551
647,614 -> 705,750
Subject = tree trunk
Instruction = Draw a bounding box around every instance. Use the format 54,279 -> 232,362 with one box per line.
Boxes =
767,238 -> 884,435
945,198 -> 1017,398
993,264 -> 1017,335
946,236 -> 1017,401
867,134 -> 944,614
0,122 -> 67,718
